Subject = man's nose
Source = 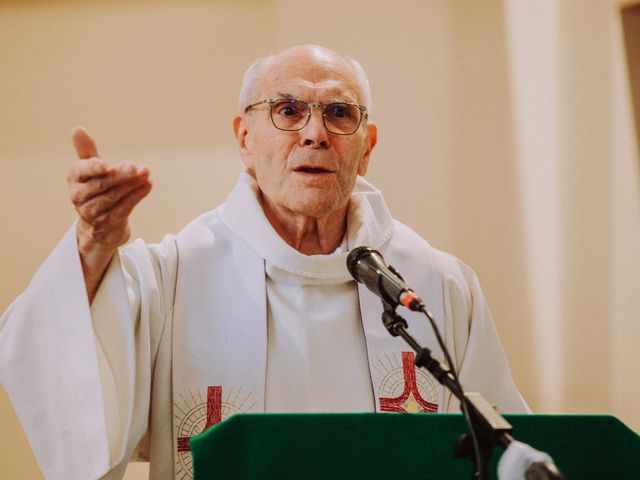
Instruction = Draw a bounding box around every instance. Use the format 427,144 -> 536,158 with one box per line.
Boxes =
301,108 -> 330,148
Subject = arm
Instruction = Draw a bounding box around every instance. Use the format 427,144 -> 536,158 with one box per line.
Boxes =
0,129 -> 162,479
0,226 -> 177,479
67,128 -> 152,302
455,262 -> 530,414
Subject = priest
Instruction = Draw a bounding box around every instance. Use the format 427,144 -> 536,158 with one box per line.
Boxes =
0,44 -> 528,480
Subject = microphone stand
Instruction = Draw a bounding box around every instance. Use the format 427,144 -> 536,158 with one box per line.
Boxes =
379,300 -> 563,480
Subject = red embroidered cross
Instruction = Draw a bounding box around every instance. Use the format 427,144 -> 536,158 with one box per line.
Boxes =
177,386 -> 222,452
379,351 -> 438,413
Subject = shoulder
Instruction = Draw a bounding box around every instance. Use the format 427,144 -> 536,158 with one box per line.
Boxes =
118,204 -> 234,273
176,206 -> 225,239
172,204 -> 251,267
384,220 -> 484,313
118,206 -> 223,268
386,220 -> 473,282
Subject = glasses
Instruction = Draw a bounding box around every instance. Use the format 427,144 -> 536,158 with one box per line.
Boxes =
244,98 -> 368,135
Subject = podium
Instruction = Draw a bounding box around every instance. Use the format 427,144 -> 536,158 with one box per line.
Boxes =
190,413 -> 639,479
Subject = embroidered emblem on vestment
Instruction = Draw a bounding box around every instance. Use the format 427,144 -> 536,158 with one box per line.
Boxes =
174,386 -> 255,479
376,351 -> 439,413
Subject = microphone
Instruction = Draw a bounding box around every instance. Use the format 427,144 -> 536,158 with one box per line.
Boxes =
347,246 -> 425,311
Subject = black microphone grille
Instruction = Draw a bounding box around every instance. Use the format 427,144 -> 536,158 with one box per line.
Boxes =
346,246 -> 375,280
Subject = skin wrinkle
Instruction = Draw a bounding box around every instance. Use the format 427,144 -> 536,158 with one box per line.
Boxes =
233,45 -> 378,256
273,91 -> 357,104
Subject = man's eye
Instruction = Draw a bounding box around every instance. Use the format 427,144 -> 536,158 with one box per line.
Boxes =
329,104 -> 352,118
280,106 -> 299,116
274,101 -> 303,116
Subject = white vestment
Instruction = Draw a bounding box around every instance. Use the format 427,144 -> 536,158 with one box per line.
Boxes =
0,172 -> 528,480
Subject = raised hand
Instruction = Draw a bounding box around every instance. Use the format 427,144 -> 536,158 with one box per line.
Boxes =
67,127 -> 152,301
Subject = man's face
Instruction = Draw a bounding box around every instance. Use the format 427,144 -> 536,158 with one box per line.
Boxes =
234,47 -> 377,221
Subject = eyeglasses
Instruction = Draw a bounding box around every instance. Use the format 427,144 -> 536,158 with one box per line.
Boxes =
244,98 -> 368,135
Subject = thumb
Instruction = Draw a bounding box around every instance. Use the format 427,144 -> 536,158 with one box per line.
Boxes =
72,127 -> 99,160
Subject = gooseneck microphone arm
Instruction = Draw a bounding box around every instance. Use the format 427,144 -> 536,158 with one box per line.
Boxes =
347,246 -> 563,480
347,247 -> 490,477
380,298 -> 490,479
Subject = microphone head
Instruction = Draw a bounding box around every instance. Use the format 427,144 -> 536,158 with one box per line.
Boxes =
346,246 -> 424,311
346,246 -> 375,281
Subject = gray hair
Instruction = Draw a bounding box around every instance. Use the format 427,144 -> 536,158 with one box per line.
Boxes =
237,48 -> 373,115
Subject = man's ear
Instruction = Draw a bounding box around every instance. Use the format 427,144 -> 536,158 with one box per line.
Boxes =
233,114 -> 255,172
357,122 -> 378,176
233,115 -> 248,152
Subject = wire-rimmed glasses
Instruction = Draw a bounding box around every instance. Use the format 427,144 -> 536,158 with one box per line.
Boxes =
244,98 -> 367,135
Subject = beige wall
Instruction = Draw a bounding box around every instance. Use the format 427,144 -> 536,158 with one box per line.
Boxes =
1,1 -> 638,478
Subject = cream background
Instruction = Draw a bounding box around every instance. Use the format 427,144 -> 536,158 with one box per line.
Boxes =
1,1 -> 639,478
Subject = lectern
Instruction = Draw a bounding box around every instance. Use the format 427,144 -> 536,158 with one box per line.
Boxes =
190,413 -> 639,479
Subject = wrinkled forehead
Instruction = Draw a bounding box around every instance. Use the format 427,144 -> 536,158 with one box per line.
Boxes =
259,49 -> 364,103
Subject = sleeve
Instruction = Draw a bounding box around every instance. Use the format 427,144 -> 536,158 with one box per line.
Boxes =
450,261 -> 530,414
0,224 -> 177,480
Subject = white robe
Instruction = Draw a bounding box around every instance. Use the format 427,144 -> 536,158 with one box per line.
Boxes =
0,172 -> 528,480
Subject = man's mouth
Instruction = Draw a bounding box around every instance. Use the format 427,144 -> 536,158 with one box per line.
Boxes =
294,165 -> 334,174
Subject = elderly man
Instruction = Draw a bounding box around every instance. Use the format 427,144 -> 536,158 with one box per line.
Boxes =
0,45 -> 527,480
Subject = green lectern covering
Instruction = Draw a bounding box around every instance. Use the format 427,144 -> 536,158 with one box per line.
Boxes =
190,413 -> 639,479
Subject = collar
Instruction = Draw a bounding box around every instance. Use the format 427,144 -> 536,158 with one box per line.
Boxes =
221,171 -> 393,283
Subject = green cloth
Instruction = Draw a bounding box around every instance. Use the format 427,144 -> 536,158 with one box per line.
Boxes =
190,413 -> 639,479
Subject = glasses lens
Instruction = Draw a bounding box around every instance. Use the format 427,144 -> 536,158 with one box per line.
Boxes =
270,99 -> 309,131
323,103 -> 362,134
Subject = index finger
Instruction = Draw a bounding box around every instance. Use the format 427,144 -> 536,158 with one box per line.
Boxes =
72,127 -> 99,160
